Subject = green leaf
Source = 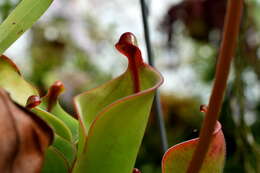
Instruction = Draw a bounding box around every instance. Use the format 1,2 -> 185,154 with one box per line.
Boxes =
48,103 -> 78,142
47,102 -> 78,142
0,55 -> 38,106
42,134 -> 76,173
0,55 -> 77,170
42,146 -> 70,173
32,108 -> 72,141
0,0 -> 53,54
0,55 -> 72,141
162,122 -> 226,173
52,135 -> 77,167
72,32 -> 163,173
40,81 -> 79,142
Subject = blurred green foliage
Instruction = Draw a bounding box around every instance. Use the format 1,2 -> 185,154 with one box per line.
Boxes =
0,0 -> 18,21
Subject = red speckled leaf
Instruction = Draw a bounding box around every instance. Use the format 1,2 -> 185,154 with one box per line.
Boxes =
162,121 -> 226,173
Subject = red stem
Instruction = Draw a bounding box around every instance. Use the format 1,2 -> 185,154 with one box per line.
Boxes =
129,56 -> 141,93
186,1 -> 243,173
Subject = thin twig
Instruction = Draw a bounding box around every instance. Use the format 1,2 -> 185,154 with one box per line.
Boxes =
186,0 -> 244,173
140,0 -> 168,152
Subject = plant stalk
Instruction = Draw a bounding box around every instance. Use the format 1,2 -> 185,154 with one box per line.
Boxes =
186,0 -> 244,173
140,0 -> 168,152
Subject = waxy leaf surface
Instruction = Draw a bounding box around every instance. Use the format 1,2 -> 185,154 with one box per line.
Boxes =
162,121 -> 226,173
73,32 -> 163,173
0,88 -> 53,173
0,0 -> 53,54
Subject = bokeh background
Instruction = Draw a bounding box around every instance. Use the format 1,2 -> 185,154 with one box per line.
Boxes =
1,0 -> 260,172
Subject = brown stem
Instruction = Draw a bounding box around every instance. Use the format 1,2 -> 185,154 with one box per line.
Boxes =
186,1 -> 244,173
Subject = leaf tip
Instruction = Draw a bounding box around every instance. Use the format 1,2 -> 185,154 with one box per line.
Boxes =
45,80 -> 65,112
200,104 -> 208,113
133,168 -> 141,173
0,54 -> 21,75
115,32 -> 143,65
26,95 -> 41,109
